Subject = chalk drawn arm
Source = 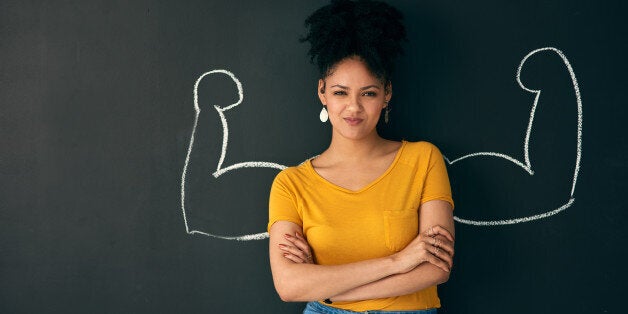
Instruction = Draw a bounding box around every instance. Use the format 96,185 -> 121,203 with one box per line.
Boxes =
330,200 -> 455,302
445,47 -> 583,226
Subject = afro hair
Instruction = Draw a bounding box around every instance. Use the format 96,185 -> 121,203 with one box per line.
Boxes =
300,0 -> 407,83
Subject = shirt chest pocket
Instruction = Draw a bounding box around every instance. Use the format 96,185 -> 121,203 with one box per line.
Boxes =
383,209 -> 419,252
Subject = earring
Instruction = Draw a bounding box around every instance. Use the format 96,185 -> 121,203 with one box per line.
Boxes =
384,102 -> 390,124
319,107 -> 329,122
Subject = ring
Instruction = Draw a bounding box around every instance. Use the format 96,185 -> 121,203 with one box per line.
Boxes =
429,227 -> 434,236
435,239 -> 440,248
432,237 -> 436,245
434,247 -> 440,255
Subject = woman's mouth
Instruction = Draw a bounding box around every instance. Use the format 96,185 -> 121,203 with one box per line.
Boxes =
343,117 -> 363,126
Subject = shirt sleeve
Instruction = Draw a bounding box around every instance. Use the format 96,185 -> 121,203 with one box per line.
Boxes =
420,144 -> 455,209
268,170 -> 303,232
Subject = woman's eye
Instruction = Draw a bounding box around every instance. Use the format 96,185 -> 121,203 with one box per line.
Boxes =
363,91 -> 377,97
333,91 -> 347,96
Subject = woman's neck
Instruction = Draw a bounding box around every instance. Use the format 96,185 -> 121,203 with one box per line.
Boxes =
324,131 -> 389,162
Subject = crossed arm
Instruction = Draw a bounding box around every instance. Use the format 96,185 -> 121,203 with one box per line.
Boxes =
268,200 -> 455,302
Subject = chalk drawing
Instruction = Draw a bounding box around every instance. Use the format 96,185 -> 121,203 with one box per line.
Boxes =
180,47 -> 583,240
446,47 -> 582,226
181,70 -> 283,240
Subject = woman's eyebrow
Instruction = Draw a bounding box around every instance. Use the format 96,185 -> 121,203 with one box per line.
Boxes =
330,84 -> 349,89
329,84 -> 381,90
360,85 -> 381,90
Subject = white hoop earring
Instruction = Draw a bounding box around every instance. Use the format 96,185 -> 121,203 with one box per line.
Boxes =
319,107 -> 329,123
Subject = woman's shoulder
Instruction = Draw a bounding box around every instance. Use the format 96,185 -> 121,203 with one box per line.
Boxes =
398,141 -> 448,166
393,141 -> 447,175
403,140 -> 442,153
273,159 -> 314,183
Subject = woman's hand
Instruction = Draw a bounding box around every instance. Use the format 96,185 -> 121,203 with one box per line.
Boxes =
279,232 -> 314,264
392,225 -> 455,274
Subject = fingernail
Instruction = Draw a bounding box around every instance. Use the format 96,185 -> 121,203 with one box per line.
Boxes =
278,244 -> 286,248
284,234 -> 292,238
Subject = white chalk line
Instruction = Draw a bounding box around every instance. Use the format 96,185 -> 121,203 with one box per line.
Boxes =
446,47 -> 583,226
454,198 -> 575,226
211,101 -> 288,178
180,47 -> 583,239
443,152 -> 532,174
181,69 -> 284,240
189,230 -> 269,241
213,162 -> 287,177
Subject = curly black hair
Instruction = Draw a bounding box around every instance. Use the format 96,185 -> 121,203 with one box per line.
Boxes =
300,0 -> 407,84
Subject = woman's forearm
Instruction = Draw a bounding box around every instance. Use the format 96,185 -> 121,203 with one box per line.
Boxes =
272,252 -> 402,302
270,220 -> 453,302
329,262 -> 450,302
329,199 -> 455,303
270,222 -> 408,302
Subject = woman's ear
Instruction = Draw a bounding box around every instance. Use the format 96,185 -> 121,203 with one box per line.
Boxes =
317,79 -> 326,105
385,81 -> 392,105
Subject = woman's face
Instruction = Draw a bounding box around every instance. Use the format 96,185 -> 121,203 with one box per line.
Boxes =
318,57 -> 391,141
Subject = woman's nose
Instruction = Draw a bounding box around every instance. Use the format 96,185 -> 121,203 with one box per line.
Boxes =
345,93 -> 362,112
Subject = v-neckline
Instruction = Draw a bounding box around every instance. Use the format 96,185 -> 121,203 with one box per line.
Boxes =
306,141 -> 406,194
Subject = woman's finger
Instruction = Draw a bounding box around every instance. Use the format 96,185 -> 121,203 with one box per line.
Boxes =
423,225 -> 454,242
427,247 -> 452,272
419,234 -> 454,257
282,252 -> 305,263
416,235 -> 453,269
430,225 -> 455,242
431,244 -> 453,269
432,235 -> 455,258
423,225 -> 451,241
279,244 -> 312,263
283,238 -> 312,262
284,233 -> 307,249
289,232 -> 313,256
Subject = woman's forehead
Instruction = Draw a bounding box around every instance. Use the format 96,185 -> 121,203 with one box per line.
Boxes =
326,59 -> 382,87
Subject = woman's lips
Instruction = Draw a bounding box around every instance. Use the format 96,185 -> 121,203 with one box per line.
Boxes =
343,117 -> 363,126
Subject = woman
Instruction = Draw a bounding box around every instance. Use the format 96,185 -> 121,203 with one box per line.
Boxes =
268,0 -> 455,313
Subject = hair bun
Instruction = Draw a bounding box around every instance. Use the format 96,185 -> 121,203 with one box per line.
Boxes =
301,0 -> 407,81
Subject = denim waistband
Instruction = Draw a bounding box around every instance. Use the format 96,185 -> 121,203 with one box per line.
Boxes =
303,301 -> 437,314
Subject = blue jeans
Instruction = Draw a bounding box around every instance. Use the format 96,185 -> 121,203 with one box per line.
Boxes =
303,301 -> 437,314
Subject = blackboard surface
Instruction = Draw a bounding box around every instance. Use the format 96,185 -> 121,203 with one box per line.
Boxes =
2,1 -> 627,313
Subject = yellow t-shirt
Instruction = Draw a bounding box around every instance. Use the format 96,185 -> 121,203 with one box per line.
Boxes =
268,141 -> 454,311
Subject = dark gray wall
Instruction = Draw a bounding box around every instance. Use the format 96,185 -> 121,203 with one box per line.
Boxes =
2,0 -> 626,313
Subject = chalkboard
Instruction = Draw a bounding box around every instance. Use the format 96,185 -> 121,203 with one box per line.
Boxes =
2,0 -> 627,313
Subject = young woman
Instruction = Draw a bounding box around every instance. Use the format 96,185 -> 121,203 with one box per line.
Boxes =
268,1 -> 455,313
